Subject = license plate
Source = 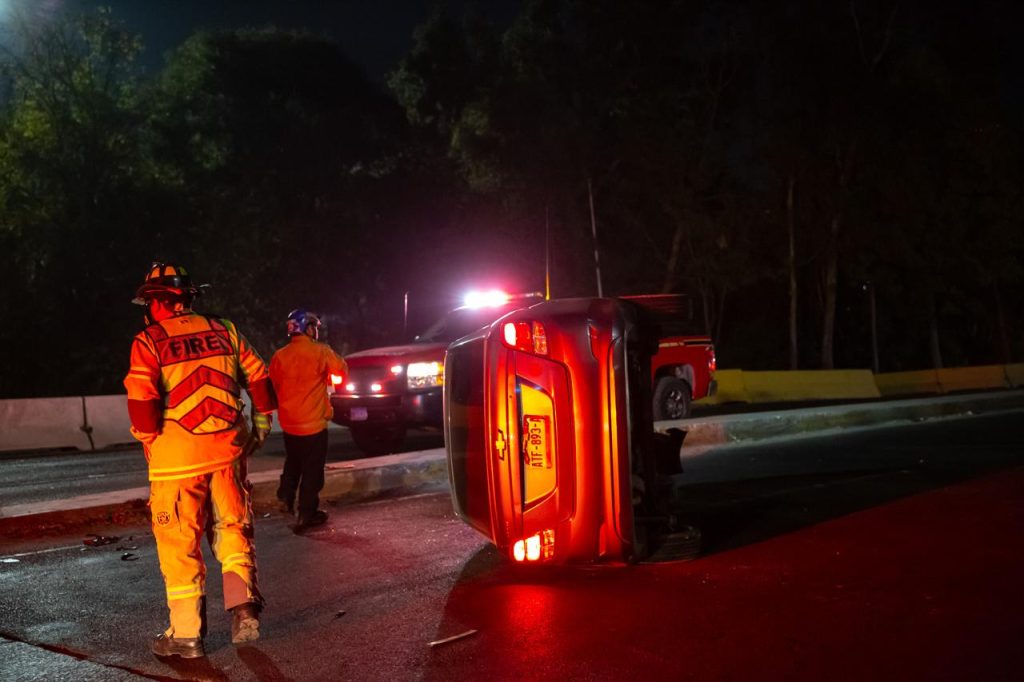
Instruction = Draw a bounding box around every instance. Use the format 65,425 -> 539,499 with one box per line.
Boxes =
523,415 -> 550,468
350,407 -> 368,422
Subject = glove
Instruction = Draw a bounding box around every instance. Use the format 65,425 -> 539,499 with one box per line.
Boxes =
253,412 -> 272,445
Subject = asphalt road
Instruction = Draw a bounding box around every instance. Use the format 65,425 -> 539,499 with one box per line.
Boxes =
1,412 -> 1022,681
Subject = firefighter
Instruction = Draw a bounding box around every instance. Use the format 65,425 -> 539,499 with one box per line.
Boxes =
124,262 -> 276,659
269,309 -> 348,530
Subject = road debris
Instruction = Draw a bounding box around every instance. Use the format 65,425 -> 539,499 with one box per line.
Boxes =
1,558 -> 20,563
120,552 -> 139,561
428,629 -> 478,648
334,610 -> 346,619
83,534 -> 119,547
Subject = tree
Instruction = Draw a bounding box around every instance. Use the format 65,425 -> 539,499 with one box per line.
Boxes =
148,27 -> 412,354
0,8 -> 158,396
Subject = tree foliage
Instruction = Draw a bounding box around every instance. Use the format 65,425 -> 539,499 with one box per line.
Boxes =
0,2 -> 1021,398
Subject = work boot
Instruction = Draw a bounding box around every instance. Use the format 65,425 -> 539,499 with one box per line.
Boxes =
277,498 -> 294,515
231,602 -> 261,644
150,633 -> 205,659
294,509 -> 328,531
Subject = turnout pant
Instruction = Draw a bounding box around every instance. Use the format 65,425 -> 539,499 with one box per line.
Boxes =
277,429 -> 328,517
149,460 -> 262,639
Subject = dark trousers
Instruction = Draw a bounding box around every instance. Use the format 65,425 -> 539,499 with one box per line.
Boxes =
277,429 -> 328,517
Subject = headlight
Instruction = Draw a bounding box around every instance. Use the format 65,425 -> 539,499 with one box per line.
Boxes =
406,361 -> 444,389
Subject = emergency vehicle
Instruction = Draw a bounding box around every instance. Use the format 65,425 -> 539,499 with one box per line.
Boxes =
332,291 -> 716,455
331,292 -> 544,454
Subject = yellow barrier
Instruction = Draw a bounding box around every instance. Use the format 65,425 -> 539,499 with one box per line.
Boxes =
874,370 -> 942,397
694,369 -> 748,405
694,364 -> 1019,406
937,365 -> 1009,393
1004,364 -> 1024,388
741,370 -> 881,402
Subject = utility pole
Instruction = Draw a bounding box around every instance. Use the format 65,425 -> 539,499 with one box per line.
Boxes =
588,177 -> 603,297
403,291 -> 409,338
545,206 -> 551,300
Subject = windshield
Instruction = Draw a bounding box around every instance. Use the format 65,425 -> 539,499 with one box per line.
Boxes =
416,305 -> 517,344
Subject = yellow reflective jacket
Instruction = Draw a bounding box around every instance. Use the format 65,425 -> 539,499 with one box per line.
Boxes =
124,313 -> 276,481
270,335 -> 348,436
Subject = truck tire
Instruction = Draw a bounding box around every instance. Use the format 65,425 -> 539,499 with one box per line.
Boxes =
349,424 -> 407,456
653,376 -> 691,420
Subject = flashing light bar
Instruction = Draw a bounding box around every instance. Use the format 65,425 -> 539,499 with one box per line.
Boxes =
464,289 -> 510,309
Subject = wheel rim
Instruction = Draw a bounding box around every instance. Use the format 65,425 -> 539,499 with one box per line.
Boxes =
664,388 -> 687,419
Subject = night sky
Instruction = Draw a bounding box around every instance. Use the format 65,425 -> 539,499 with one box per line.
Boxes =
20,0 -> 520,82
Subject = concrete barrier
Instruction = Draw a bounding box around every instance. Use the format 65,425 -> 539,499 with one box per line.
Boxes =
83,395 -> 135,450
3,363 -> 1020,452
874,369 -> 942,397
1007,364 -> 1024,389
0,397 -> 92,452
0,391 -> 346,452
937,365 -> 1009,393
695,369 -> 748,405
741,370 -> 881,402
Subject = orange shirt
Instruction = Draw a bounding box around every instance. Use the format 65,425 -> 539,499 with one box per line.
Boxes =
270,335 -> 348,436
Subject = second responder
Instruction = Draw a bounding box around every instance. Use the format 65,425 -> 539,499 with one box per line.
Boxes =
270,309 -> 348,531
124,262 -> 276,659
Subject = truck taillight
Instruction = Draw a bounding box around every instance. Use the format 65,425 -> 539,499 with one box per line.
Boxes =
512,529 -> 555,562
330,374 -> 344,386
502,321 -> 548,355
709,349 -> 717,373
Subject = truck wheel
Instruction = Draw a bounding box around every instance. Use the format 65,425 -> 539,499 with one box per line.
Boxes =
653,377 -> 691,420
349,424 -> 407,455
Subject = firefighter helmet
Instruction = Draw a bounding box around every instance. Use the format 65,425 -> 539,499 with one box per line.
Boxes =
286,309 -> 321,337
132,262 -> 206,305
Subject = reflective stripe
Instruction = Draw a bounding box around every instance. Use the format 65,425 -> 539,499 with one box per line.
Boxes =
222,553 -> 252,572
148,457 -> 236,478
166,366 -> 240,408
166,584 -> 203,601
177,397 -> 239,432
